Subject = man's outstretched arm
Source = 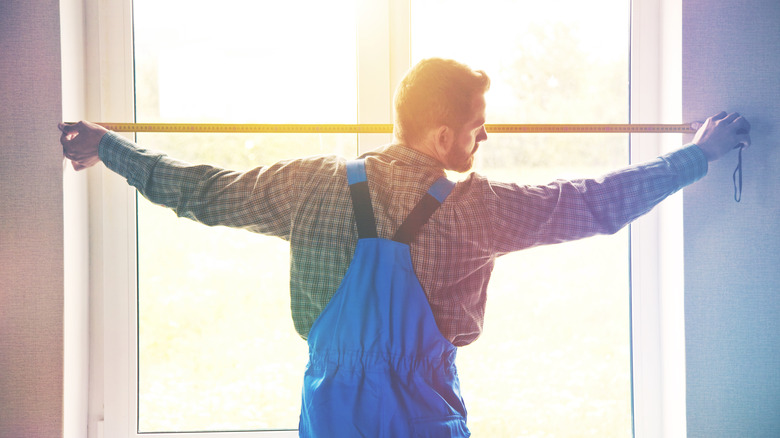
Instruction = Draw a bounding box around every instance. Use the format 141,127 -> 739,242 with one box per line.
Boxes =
59,120 -> 298,237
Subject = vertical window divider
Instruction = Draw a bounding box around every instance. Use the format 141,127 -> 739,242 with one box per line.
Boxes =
356,0 -> 400,154
88,0 -> 137,436
630,0 -> 686,436
388,0 -> 412,125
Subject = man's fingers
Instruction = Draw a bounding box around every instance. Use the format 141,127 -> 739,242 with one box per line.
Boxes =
64,150 -> 82,161
730,115 -> 751,149
58,121 -> 82,133
710,111 -> 728,122
721,112 -> 740,124
60,121 -> 104,170
60,130 -> 72,144
69,156 -> 99,171
736,133 -> 751,149
60,122 -> 81,158
733,115 -> 751,133
65,148 -> 93,161
60,121 -> 94,146
60,124 -> 80,144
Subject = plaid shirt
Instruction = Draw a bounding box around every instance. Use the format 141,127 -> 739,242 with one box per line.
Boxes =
100,132 -> 707,346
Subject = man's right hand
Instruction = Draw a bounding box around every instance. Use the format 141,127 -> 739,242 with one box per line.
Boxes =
692,112 -> 751,162
59,120 -> 109,171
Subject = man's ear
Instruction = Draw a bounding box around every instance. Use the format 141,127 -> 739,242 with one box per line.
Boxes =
433,125 -> 453,159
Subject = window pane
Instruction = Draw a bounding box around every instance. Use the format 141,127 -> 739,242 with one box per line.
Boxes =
133,0 -> 356,432
411,0 -> 632,436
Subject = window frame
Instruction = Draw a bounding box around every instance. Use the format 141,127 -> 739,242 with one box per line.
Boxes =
629,0 -> 686,436
81,0 -> 686,436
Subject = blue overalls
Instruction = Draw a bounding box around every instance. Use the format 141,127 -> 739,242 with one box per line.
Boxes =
299,160 -> 470,437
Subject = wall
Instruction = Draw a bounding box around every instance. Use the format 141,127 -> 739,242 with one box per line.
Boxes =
0,0 -> 65,437
683,0 -> 780,437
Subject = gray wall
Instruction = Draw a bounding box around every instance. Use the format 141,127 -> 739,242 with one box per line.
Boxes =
0,1 -> 65,437
683,0 -> 780,436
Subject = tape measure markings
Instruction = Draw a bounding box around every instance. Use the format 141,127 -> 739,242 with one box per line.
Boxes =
485,124 -> 695,133
91,122 -> 697,134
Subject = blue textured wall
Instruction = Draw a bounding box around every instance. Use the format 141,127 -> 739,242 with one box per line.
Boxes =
683,0 -> 780,436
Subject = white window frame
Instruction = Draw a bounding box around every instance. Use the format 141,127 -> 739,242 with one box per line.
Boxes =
629,0 -> 686,436
78,0 -> 686,437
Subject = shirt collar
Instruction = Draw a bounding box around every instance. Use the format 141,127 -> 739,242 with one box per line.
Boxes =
364,143 -> 446,171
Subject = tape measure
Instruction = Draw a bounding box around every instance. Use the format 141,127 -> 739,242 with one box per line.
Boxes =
91,122 -> 700,134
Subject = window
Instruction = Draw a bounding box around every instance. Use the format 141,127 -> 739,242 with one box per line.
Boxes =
411,1 -> 631,436
91,0 -> 685,436
132,0 -> 357,432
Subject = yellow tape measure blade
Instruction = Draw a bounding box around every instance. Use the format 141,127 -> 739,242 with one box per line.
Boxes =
96,123 -> 395,134
91,122 -> 697,134
486,123 -> 696,133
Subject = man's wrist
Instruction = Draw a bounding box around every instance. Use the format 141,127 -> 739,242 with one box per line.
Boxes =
693,142 -> 716,162
662,143 -> 709,187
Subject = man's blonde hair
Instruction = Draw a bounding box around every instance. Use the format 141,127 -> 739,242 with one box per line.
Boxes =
393,58 -> 490,145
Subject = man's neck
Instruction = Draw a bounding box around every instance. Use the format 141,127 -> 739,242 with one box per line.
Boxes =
394,135 -> 442,165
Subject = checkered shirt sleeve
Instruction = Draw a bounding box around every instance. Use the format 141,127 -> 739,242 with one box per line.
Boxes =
99,132 -> 708,346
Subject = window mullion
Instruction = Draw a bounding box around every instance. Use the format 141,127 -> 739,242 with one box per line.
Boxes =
356,0 -> 406,153
388,0 -> 411,117
89,0 -> 137,436
630,0 -> 685,436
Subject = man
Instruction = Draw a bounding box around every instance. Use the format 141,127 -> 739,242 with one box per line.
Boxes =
61,58 -> 750,437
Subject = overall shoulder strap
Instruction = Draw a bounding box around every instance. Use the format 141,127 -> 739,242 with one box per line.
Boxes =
393,177 -> 455,245
346,159 -> 378,239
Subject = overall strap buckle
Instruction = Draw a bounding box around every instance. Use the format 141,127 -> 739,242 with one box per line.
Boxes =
393,177 -> 454,244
